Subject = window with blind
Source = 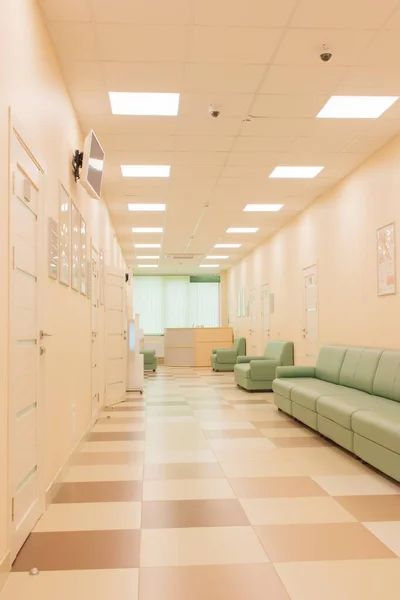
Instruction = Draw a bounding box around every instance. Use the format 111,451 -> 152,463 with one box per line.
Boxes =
133,276 -> 220,335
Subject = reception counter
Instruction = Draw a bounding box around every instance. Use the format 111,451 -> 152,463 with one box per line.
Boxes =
164,327 -> 233,367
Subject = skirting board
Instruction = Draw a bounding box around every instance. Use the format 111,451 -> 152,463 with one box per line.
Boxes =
0,552 -> 10,591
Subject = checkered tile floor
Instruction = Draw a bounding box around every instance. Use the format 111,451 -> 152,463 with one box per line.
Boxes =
2,367 -> 400,599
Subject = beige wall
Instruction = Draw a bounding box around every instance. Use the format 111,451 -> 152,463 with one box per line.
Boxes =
228,135 -> 400,364
0,0 -> 125,567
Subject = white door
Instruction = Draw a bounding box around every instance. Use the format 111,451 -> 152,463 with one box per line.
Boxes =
105,268 -> 127,406
248,288 -> 257,353
91,247 -> 101,417
303,265 -> 319,361
9,125 -> 45,560
261,284 -> 271,349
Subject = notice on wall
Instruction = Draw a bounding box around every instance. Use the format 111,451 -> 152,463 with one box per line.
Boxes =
48,217 -> 59,280
377,222 -> 396,296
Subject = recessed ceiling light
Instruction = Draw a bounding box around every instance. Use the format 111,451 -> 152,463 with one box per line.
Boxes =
317,95 -> 399,119
138,264 -> 158,268
128,203 -> 166,212
132,227 -> 163,233
244,204 -> 284,212
134,244 -> 161,248
136,255 -> 160,259
206,255 -> 229,259
121,165 -> 170,178
109,92 -> 180,116
200,264 -> 219,268
226,228 -> 259,234
214,244 -> 241,248
269,166 -> 323,179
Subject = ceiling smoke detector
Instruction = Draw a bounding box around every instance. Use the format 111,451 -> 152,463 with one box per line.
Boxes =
166,253 -> 201,260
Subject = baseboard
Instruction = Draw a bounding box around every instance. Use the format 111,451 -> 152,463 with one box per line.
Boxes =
45,417 -> 95,506
0,552 -> 10,592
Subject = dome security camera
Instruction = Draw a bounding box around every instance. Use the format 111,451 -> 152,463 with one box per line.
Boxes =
209,105 -> 220,118
320,45 -> 332,62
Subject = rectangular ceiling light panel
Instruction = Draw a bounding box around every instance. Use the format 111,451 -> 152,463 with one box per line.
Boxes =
200,264 -> 219,268
317,96 -> 399,119
269,166 -> 323,178
138,264 -> 158,268
244,204 -> 283,212
122,165 -> 170,178
110,92 -> 180,116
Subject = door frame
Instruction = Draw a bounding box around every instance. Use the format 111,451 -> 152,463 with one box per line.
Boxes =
91,244 -> 101,420
7,111 -> 47,561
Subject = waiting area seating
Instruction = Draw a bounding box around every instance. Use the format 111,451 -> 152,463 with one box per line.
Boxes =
234,341 -> 294,391
211,337 -> 246,372
273,345 -> 400,482
140,349 -> 157,372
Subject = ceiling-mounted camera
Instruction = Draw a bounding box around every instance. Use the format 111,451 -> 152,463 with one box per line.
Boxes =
72,149 -> 83,182
209,104 -> 220,118
320,44 -> 332,62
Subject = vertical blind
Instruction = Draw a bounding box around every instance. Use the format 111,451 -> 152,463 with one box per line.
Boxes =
133,276 -> 220,334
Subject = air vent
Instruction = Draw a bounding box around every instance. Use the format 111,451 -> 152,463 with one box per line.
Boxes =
166,253 -> 201,260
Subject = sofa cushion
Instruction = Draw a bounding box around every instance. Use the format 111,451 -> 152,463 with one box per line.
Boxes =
234,363 -> 250,379
272,378 -> 304,400
339,347 -> 383,394
352,405 -> 400,454
315,346 -> 347,384
291,380 -> 351,411
317,393 -> 394,430
373,350 -> 400,403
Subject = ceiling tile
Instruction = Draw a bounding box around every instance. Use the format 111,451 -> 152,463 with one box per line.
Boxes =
69,90 -> 110,115
289,136 -> 355,153
220,165 -> 276,179
188,27 -> 282,64
95,24 -> 188,62
179,93 -> 254,117
232,136 -> 294,152
174,136 -> 235,152
101,134 -> 175,152
102,62 -> 184,92
343,137 -> 393,153
291,0 -> 398,28
79,114 -> 179,135
39,0 -> 92,21
240,118 -> 313,137
183,64 -> 265,93
226,152 -> 281,167
251,94 -> 328,118
176,116 -> 241,136
334,67 -> 400,95
60,61 -> 105,92
194,0 -> 296,26
91,0 -> 193,25
260,65 -> 347,94
46,23 -> 98,61
274,29 -> 376,66
171,165 -> 222,179
171,152 -> 228,166
385,7 -> 400,28
354,31 -> 400,66
106,150 -> 173,165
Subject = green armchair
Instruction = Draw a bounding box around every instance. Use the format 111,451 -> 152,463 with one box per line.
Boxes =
140,349 -> 157,372
234,340 -> 294,391
211,337 -> 246,372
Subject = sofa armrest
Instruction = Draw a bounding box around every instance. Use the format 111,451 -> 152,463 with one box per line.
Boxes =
250,359 -> 280,381
237,355 -> 264,364
275,366 -> 316,378
141,350 -> 156,358
212,347 -> 228,355
215,349 -> 238,364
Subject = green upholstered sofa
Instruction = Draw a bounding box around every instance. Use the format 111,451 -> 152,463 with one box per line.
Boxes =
234,341 -> 294,391
211,337 -> 246,372
273,345 -> 400,482
140,349 -> 157,372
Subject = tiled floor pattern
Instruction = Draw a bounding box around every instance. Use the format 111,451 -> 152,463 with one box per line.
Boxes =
2,367 -> 400,599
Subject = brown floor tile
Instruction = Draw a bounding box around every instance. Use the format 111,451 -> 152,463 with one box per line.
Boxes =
141,499 -> 249,528
97,417 -> 145,425
144,463 -> 225,480
12,530 -> 141,571
104,406 -> 145,412
255,523 -> 396,562
229,477 -> 328,498
228,399 -> 269,405
88,432 -> 145,442
53,481 -> 143,503
139,564 -> 290,600
336,495 -> 400,521
74,451 -> 144,466
271,437 -> 330,448
251,420 -> 301,429
204,430 -> 264,440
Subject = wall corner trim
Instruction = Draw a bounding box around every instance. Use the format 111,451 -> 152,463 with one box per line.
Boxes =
0,551 -> 11,591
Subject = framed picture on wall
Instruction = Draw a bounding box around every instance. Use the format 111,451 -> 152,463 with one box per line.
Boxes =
59,183 -> 70,286
377,222 -> 396,296
71,202 -> 80,292
80,216 -> 87,295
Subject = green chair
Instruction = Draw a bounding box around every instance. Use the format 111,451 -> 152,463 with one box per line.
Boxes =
140,349 -> 157,372
211,337 -> 246,372
234,340 -> 294,391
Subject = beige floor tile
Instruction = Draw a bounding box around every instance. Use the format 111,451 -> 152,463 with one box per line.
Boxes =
145,450 -> 217,464
147,416 -> 196,423
261,428 -> 315,438
81,441 -> 145,453
0,569 -> 139,600
220,460 -> 366,478
275,559 -> 400,600
240,497 -> 356,525
143,479 -> 235,501
229,477 -> 327,498
209,438 -> 277,451
140,527 -> 269,567
144,462 -> 225,480
199,421 -> 256,430
364,522 -> 400,556
64,464 -> 143,482
312,474 -> 400,496
33,502 -> 141,532
93,423 -> 145,432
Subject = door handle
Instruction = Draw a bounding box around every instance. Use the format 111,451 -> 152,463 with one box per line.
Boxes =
40,330 -> 52,339
40,347 -> 46,355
